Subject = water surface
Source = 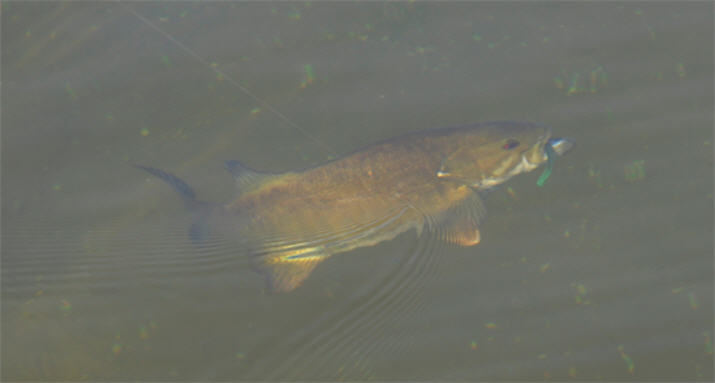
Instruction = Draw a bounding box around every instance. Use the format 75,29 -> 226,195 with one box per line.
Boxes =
2,2 -> 713,381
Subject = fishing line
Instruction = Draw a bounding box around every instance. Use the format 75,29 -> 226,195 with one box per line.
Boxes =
123,5 -> 338,158
125,4 -> 425,235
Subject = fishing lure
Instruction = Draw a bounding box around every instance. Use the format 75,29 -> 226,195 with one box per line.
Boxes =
536,142 -> 555,187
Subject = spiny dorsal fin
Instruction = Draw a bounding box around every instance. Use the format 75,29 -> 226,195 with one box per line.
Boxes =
224,160 -> 277,192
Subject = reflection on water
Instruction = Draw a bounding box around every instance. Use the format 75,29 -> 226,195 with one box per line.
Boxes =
2,2 -> 713,381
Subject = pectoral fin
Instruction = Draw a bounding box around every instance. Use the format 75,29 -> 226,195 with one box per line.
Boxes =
253,247 -> 329,293
433,187 -> 486,247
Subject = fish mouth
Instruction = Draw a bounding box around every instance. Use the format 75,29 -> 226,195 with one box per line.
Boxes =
547,137 -> 575,156
472,135 -> 574,190
473,152 -> 540,189
517,133 -> 575,172
533,137 -> 575,164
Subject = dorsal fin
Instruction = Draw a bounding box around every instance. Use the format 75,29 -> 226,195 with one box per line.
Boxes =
224,160 -> 277,192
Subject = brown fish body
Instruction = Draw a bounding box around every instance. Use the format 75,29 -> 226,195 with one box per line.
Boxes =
227,132 -> 463,240
138,122 -> 570,292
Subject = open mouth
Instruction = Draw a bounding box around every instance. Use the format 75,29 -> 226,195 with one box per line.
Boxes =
471,136 -> 574,190
548,137 -> 575,156
473,153 -> 538,189
535,137 -> 575,163
535,137 -> 575,186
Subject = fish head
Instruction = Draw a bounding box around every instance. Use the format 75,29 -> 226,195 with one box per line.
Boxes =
437,122 -> 573,189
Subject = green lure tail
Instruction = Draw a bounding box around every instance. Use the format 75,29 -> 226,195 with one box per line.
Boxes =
536,143 -> 555,187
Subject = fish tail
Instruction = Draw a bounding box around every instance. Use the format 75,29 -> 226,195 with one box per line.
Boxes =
134,164 -> 214,244
134,165 -> 197,205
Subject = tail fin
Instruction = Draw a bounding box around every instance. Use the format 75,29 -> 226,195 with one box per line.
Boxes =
134,165 -> 197,207
135,165 -> 213,244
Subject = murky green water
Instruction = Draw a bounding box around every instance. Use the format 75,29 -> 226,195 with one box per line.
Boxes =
3,2 -> 712,381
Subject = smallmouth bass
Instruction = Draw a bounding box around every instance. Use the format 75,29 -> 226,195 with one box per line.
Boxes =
136,121 -> 573,292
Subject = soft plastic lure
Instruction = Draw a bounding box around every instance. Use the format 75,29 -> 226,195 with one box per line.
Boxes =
536,142 -> 555,187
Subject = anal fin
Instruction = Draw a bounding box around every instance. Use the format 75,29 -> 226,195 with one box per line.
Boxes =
253,247 -> 329,293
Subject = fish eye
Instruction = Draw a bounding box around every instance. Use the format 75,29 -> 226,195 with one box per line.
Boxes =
502,139 -> 519,150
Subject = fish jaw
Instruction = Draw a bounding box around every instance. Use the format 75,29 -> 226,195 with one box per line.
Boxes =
548,137 -> 575,156
466,128 -> 551,189
475,133 -> 575,190
472,152 -> 541,189
524,136 -> 575,169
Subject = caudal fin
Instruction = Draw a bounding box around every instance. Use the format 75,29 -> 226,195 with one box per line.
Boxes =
135,165 -> 213,243
134,165 -> 197,206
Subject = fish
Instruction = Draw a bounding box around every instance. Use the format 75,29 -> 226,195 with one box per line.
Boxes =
136,121 -> 573,292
